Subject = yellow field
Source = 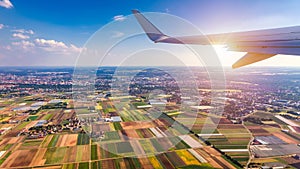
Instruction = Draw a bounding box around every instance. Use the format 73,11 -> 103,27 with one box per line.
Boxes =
175,150 -> 201,165
148,156 -> 163,169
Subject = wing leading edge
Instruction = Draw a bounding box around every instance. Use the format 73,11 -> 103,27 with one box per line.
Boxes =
132,10 -> 300,68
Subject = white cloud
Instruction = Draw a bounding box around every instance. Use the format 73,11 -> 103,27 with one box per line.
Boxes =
35,38 -> 68,49
13,29 -> 34,35
12,40 -> 35,50
6,37 -> 83,56
27,30 -> 34,35
0,24 -> 4,29
0,0 -> 13,9
113,15 -> 126,22
12,33 -> 30,39
70,44 -> 83,53
11,29 -> 34,39
35,38 -> 83,54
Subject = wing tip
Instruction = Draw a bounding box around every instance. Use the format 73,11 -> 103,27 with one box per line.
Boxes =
131,9 -> 167,42
131,9 -> 140,14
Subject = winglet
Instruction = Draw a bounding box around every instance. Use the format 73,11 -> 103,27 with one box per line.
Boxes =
232,53 -> 276,69
132,9 -> 168,42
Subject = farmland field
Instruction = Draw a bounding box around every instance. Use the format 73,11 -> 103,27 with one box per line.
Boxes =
63,163 -> 76,169
1,149 -> 37,168
28,115 -> 39,121
150,138 -> 165,152
168,137 -> 191,150
15,121 -> 30,130
42,113 -> 54,120
139,140 -> 156,154
56,134 -> 78,147
76,145 -> 90,162
64,146 -> 77,163
175,150 -> 201,165
91,144 -> 98,160
116,142 -> 134,154
20,140 -> 42,149
113,122 -> 123,130
1,144 -> 12,151
44,147 -> 67,164
48,135 -> 60,147
77,133 -> 90,145
148,156 -> 163,169
41,135 -> 53,148
101,143 -> 118,158
123,157 -> 142,168
0,151 -> 11,166
165,151 -> 186,167
156,153 -> 175,169
78,162 -> 89,169
102,131 -> 121,141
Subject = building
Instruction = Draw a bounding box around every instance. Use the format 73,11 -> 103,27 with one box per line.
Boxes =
293,154 -> 300,160
104,116 -> 122,122
261,162 -> 286,169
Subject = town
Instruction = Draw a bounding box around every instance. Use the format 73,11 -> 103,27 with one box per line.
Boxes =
0,67 -> 300,169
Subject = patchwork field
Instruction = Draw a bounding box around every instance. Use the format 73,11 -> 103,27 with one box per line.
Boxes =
1,149 -> 38,168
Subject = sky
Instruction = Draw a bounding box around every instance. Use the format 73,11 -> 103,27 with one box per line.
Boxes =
0,0 -> 300,67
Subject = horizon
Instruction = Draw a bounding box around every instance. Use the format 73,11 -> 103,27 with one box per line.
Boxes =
1,65 -> 300,68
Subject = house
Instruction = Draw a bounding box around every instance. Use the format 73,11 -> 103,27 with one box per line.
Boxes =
35,120 -> 47,127
293,154 -> 300,160
111,116 -> 122,122
104,116 -> 122,122
261,162 -> 286,169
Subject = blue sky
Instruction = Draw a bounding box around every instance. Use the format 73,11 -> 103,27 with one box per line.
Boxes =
1,0 -> 300,66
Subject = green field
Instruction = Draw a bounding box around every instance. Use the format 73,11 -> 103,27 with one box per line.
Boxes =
132,102 -> 149,107
78,162 -> 89,169
91,161 -> 101,169
169,137 -> 190,150
48,135 -> 60,147
28,115 -> 39,121
139,140 -> 156,154
22,140 -> 42,147
119,108 -> 150,122
41,113 -> 54,120
77,133 -> 90,145
150,138 -> 165,152
124,157 -> 142,169
116,142 -> 134,154
102,131 -> 120,141
1,144 -> 13,151
103,108 -> 117,114
113,122 -> 123,130
62,163 -> 76,169
0,151 -> 11,165
91,144 -> 98,160
15,121 -> 30,130
101,143 -> 118,158
44,147 -> 67,164
215,145 -> 248,149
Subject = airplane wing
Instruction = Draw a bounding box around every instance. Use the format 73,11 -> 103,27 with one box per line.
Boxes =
132,9 -> 300,68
